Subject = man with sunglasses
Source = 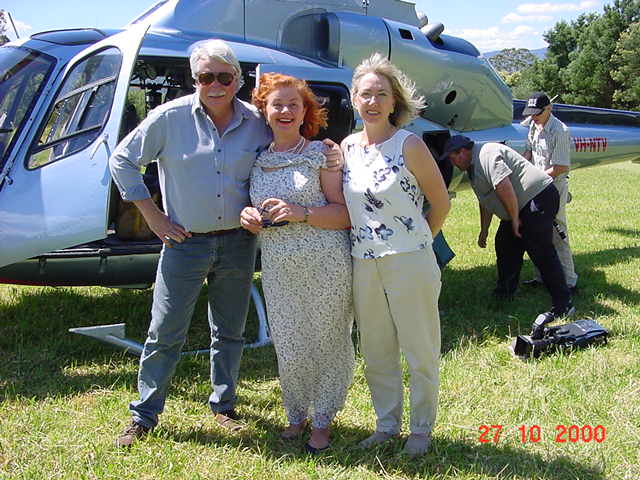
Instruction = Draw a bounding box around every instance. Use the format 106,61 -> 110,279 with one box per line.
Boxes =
521,92 -> 578,293
110,39 -> 342,448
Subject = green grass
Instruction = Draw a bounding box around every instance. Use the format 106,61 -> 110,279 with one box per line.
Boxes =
1,162 -> 639,480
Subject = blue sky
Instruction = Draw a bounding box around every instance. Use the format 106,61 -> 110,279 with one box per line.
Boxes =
3,0 -> 606,52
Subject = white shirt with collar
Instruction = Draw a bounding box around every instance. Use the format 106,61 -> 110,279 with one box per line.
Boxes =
525,113 -> 571,183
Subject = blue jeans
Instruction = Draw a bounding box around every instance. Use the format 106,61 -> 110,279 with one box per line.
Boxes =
130,229 -> 257,428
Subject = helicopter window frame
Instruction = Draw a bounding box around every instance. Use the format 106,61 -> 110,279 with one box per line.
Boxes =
26,46 -> 124,170
0,46 -> 57,170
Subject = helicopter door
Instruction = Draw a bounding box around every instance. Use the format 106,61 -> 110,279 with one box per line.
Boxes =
0,25 -> 148,268
256,64 -> 355,143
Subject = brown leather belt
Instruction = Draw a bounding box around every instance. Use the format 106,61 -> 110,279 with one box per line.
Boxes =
190,228 -> 240,237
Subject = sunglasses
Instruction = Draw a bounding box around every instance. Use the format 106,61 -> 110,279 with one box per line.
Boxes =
257,206 -> 289,228
196,71 -> 235,86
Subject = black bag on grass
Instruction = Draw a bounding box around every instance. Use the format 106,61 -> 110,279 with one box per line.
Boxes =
511,319 -> 609,358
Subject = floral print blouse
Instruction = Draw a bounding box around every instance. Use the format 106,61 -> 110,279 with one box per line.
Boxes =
343,129 -> 433,259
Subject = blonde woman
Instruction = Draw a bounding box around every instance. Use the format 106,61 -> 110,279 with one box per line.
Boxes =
341,53 -> 450,455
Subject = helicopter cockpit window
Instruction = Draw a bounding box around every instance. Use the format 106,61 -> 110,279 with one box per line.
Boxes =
0,47 -> 55,169
28,47 -> 122,169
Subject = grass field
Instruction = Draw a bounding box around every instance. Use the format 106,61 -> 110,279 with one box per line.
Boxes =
1,161 -> 638,480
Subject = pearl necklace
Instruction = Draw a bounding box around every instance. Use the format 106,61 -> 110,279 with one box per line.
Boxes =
268,136 -> 305,155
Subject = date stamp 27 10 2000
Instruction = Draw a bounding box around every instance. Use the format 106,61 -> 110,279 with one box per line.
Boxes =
478,425 -> 606,444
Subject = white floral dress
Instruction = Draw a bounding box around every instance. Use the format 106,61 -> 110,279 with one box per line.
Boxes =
249,140 -> 354,429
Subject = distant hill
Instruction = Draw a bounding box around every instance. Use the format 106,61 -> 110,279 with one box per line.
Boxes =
484,47 -> 547,60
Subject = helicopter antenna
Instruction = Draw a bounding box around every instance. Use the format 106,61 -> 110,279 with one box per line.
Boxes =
5,11 -> 20,39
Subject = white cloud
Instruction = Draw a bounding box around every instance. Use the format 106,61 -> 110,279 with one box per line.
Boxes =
14,20 -> 32,34
449,25 -> 540,51
502,12 -> 553,23
3,18 -> 32,40
517,1 -> 598,14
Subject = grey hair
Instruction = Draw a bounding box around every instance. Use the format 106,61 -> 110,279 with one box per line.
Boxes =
351,53 -> 425,127
189,39 -> 244,92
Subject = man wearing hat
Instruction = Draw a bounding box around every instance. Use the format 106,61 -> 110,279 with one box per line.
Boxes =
521,92 -> 577,291
441,136 -> 574,329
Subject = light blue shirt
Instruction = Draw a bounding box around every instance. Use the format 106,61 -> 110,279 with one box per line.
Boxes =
109,94 -> 271,233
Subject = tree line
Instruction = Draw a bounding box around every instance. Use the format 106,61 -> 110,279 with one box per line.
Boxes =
0,11 -> 11,45
491,0 -> 640,111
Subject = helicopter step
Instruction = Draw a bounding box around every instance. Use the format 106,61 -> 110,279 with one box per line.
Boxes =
69,284 -> 271,355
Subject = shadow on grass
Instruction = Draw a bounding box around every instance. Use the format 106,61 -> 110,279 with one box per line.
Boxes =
0,250 -> 623,479
0,283 -> 277,402
1,244 -> 638,401
605,227 -> 640,239
156,415 -> 605,480
439,245 -> 640,352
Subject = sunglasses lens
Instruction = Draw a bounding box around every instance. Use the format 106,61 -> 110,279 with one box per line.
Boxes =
217,72 -> 234,86
197,73 -> 216,85
197,72 -> 235,86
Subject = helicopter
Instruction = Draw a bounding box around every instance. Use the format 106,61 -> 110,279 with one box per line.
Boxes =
1,0 -> 638,352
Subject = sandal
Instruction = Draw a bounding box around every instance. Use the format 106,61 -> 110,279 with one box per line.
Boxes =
305,427 -> 330,454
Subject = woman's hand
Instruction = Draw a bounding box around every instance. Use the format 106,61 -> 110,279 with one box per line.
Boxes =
240,206 -> 263,234
261,198 -> 305,223
322,139 -> 343,171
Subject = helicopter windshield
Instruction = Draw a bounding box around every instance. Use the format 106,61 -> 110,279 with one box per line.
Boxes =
0,46 -> 55,170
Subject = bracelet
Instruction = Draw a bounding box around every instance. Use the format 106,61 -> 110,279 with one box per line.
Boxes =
303,207 -> 310,223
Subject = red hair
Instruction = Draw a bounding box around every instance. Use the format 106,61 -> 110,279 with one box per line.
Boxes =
252,73 -> 328,139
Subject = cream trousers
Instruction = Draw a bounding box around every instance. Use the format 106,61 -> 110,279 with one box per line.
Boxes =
534,177 -> 578,287
353,248 -> 441,435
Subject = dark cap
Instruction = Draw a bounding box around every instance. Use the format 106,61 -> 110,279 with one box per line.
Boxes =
522,92 -> 551,116
439,135 -> 474,161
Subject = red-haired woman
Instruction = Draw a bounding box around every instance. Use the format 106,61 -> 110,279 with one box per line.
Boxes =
240,73 -> 353,453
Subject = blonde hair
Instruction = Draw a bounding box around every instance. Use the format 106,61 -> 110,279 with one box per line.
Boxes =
189,39 -> 244,92
351,53 -> 425,127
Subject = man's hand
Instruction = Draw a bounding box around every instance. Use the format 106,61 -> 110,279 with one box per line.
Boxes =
146,211 -> 190,247
134,197 -> 190,248
240,206 -> 263,234
478,230 -> 488,248
494,178 -> 521,237
322,138 -> 343,171
545,164 -> 569,178
478,203 -> 493,248
511,217 -> 522,238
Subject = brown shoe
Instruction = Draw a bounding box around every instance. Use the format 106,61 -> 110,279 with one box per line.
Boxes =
213,409 -> 245,432
116,420 -> 151,448
280,420 -> 308,440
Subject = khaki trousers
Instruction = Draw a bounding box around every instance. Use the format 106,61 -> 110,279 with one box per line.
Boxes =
353,248 -> 441,435
534,177 -> 578,287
